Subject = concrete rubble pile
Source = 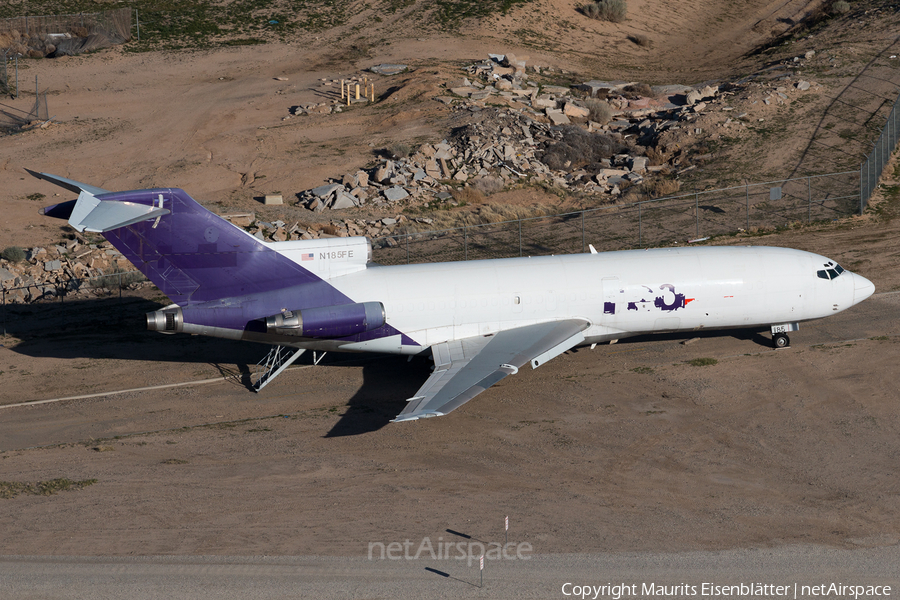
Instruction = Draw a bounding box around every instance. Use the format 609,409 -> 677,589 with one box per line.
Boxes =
4,56 -> 821,305
0,238 -> 148,304
293,53 -> 821,213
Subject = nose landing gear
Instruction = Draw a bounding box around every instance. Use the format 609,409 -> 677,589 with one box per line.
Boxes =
770,323 -> 798,349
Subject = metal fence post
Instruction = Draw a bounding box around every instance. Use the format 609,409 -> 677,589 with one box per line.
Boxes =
807,176 -> 812,224
695,193 -> 700,238
746,183 -> 750,231
638,202 -> 642,248
405,230 -> 409,265
518,219 -> 522,257
464,226 -> 468,261
860,164 -> 865,215
2,288 -> 5,336
581,211 -> 585,253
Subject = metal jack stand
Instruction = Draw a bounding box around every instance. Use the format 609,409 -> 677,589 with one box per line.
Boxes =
253,346 -> 306,391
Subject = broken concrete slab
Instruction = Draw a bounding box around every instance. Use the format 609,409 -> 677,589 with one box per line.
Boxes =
312,183 -> 343,198
628,156 -> 649,173
369,64 -> 408,75
546,109 -> 571,125
331,191 -> 358,210
563,103 -> 590,118
383,186 -> 409,202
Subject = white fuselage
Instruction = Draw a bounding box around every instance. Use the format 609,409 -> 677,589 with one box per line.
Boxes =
276,245 -> 873,354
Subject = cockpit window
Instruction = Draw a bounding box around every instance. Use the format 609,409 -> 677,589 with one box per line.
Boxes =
817,263 -> 845,280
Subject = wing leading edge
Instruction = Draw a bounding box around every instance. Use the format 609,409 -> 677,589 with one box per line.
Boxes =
393,319 -> 590,422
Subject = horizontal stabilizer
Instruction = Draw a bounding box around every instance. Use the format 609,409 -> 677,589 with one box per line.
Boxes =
68,190 -> 170,233
25,168 -> 110,196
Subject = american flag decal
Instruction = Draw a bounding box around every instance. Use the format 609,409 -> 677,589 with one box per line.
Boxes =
301,253 -> 314,261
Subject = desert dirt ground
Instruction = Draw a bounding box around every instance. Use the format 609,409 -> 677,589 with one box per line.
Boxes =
2,206 -> 900,559
2,0 -> 900,583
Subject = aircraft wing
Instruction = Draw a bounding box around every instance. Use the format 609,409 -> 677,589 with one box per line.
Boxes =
393,319 -> 590,422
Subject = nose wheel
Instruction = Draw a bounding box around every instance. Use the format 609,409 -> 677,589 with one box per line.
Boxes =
773,333 -> 790,348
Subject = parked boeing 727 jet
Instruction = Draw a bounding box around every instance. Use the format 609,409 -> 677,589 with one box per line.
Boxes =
29,170 -> 875,421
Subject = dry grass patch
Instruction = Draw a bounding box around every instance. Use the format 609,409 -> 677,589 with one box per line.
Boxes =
0,478 -> 97,499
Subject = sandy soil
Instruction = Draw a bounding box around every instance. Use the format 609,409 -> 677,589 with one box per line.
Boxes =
2,0 -> 900,568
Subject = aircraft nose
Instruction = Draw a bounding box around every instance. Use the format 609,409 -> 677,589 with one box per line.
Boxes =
852,272 -> 876,304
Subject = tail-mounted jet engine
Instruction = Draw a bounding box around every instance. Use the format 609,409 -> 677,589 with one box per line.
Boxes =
148,301 -> 386,339
265,302 -> 385,338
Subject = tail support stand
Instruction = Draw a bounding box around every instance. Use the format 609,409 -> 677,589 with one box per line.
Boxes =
253,346 -> 307,392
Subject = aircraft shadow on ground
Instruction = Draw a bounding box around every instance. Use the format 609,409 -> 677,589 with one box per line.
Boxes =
3,297 -> 773,436
610,327 -> 773,349
1,297 -> 264,367
324,354 -> 426,438
2,296 -> 425,433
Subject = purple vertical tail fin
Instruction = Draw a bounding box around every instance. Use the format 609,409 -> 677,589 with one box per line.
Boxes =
32,170 -> 339,306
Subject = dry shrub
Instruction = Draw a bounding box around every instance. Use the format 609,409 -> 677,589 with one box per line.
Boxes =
623,83 -> 652,97
451,186 -> 486,205
580,0 -> 627,22
313,223 -> 340,235
627,33 -> 651,47
622,188 -> 645,204
478,203 -> 547,223
583,98 -> 613,124
0,31 -> 19,49
645,146 -> 667,166
831,0 -> 850,13
417,203 -> 553,231
471,176 -> 504,196
540,126 -> 629,172
388,141 -> 411,159
1,246 -> 26,263
641,177 -> 681,198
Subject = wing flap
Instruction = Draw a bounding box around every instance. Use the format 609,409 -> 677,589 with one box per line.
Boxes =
393,319 -> 589,422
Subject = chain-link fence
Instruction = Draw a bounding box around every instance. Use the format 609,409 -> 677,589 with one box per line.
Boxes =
0,168 -> 866,322
371,171 -> 861,265
861,91 -> 900,213
0,50 -> 10,96
0,9 -> 132,38
0,8 -> 131,58
1,269 -> 151,334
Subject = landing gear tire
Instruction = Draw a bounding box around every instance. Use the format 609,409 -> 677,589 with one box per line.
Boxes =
773,333 -> 790,349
